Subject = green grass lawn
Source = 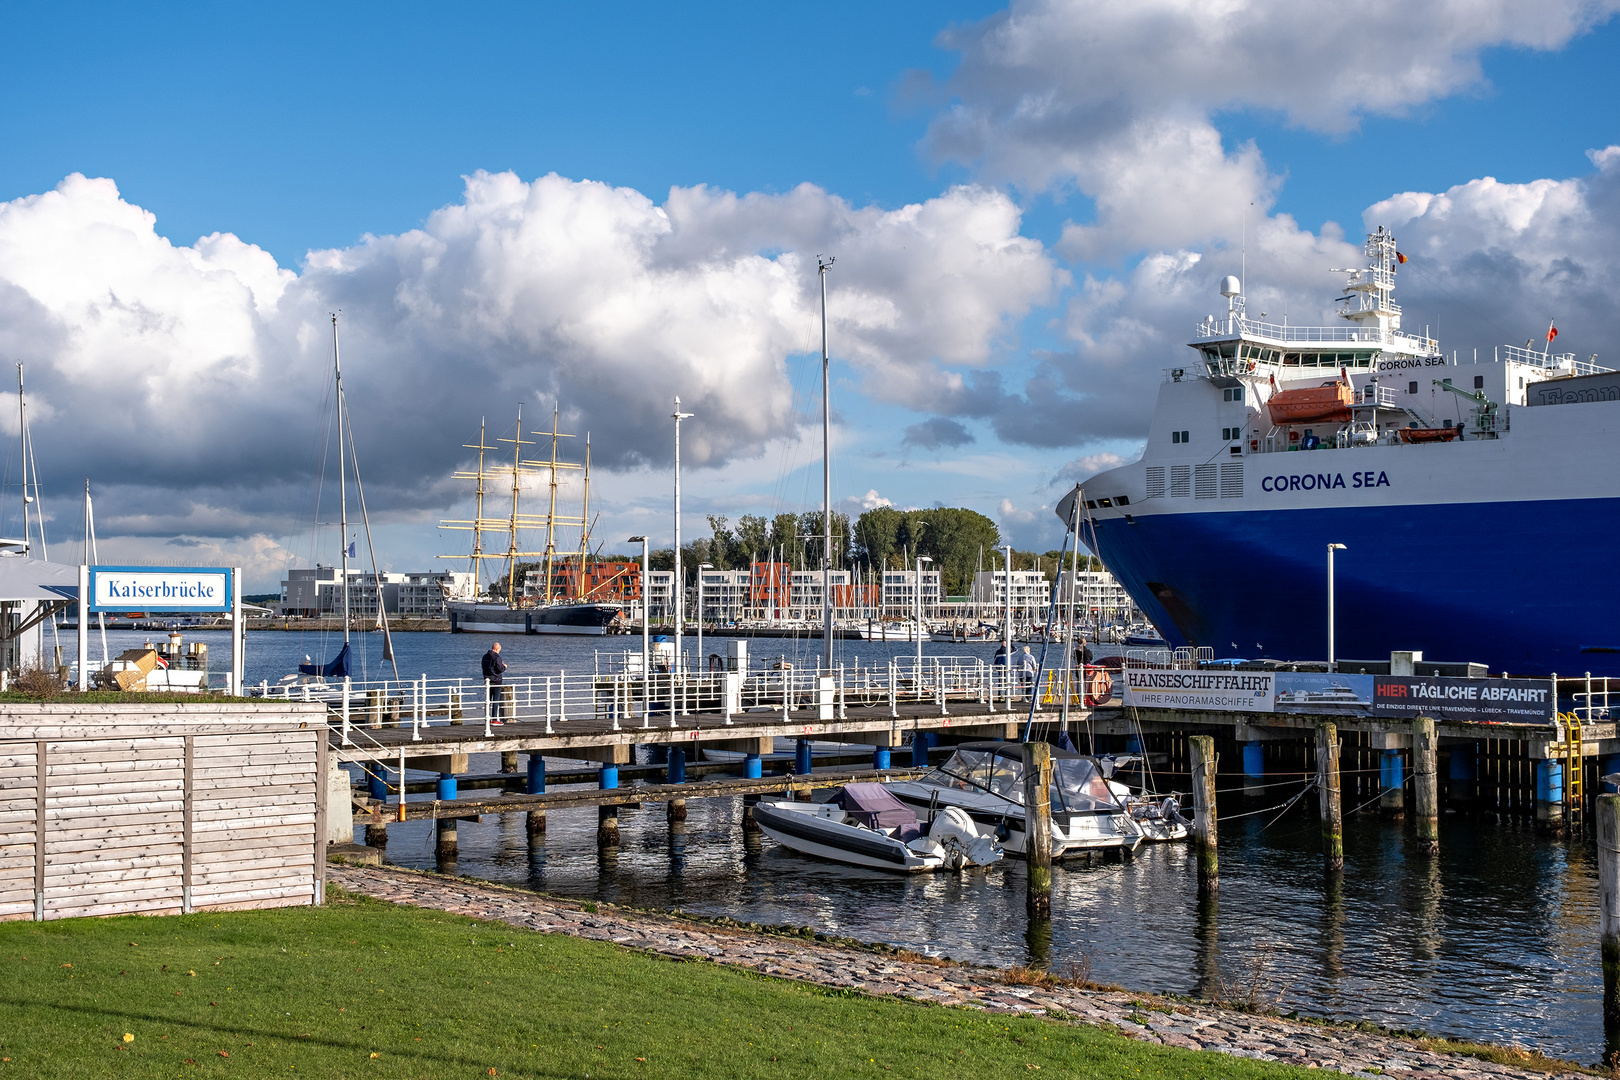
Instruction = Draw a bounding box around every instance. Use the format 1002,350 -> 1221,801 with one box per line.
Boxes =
0,889 -> 1321,1079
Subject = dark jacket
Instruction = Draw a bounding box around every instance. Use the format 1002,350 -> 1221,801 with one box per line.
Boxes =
481,648 -> 507,683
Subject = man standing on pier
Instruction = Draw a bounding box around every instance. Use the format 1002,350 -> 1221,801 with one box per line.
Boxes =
482,641 -> 508,724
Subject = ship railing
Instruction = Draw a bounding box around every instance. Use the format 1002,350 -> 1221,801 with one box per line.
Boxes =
1499,344 -> 1611,375
1193,316 -> 1437,353
1360,385 -> 1399,407
255,656 -> 1061,739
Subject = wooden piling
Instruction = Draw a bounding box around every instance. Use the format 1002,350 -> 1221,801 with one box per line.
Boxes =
368,689 -> 384,727
525,810 -> 546,837
1190,735 -> 1218,895
1316,722 -> 1342,870
1598,795 -> 1620,1037
364,823 -> 388,849
1413,716 -> 1439,856
1022,741 -> 1053,918
667,797 -> 687,824
597,805 -> 620,851
449,691 -> 463,724
434,818 -> 457,859
500,751 -> 519,774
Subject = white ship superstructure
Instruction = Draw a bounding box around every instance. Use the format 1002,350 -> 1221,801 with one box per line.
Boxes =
1061,228 -> 1620,677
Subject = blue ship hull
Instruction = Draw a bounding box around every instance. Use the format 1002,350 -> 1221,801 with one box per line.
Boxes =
1089,497 -> 1620,677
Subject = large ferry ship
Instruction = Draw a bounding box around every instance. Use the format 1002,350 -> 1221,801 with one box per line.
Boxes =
1059,228 -> 1620,678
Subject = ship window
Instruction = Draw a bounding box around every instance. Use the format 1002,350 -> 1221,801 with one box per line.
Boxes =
1115,495 -> 1130,506
1519,377 -> 1524,389
1084,500 -> 1097,509
1408,381 -> 1417,394
1474,375 -> 1485,389
1172,430 -> 1191,444
1443,419 -> 1453,428
1223,387 -> 1244,402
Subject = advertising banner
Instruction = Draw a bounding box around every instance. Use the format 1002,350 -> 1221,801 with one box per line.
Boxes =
88,566 -> 233,613
1372,675 -> 1554,725
1123,668 -> 1274,712
1272,673 -> 1375,716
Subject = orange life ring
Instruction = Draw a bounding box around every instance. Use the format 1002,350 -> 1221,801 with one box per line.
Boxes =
1084,667 -> 1113,707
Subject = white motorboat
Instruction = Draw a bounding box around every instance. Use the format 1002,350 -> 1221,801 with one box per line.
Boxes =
753,783 -> 1003,873
1096,753 -> 1190,842
887,741 -> 1145,857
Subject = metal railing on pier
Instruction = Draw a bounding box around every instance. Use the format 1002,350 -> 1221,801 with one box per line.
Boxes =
252,655 -> 1052,746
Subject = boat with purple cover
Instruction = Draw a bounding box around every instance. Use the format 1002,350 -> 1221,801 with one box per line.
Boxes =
752,783 -> 1002,873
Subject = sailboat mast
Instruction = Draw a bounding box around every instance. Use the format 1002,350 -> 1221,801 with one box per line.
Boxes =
544,404 -> 560,605
17,364 -> 28,555
818,257 -> 834,671
332,315 -> 350,647
472,418 -> 486,585
508,405 -> 522,608
578,433 -> 591,597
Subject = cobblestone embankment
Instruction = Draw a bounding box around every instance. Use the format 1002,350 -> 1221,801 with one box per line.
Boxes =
328,865 -> 1589,1080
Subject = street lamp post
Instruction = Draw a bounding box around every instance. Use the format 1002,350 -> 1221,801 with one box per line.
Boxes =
1327,543 -> 1347,672
629,536 -> 650,704
696,562 -> 713,675
915,556 -> 932,676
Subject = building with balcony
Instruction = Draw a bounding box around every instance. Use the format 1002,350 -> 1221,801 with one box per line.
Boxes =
279,567 -> 476,618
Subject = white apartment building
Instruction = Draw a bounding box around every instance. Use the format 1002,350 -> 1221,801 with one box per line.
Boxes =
970,569 -> 1050,622
881,569 -> 942,617
787,570 -> 853,619
642,570 -> 675,621
1055,570 -> 1141,623
697,569 -> 751,622
280,567 -> 476,618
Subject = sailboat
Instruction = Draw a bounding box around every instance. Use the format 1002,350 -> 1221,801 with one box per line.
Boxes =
439,406 -> 623,635
279,314 -> 396,686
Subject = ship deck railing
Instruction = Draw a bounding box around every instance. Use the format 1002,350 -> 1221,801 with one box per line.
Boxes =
1498,344 -> 1613,375
1192,315 -> 1437,354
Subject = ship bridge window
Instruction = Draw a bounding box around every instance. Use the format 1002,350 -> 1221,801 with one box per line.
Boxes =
1238,344 -> 1281,364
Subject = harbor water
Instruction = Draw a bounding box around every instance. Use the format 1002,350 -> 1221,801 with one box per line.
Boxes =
78,624 -> 1608,1063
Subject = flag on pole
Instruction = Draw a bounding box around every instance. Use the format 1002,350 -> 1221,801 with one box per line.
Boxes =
1547,324 -> 1559,343
1396,251 -> 1407,264
347,541 -> 357,558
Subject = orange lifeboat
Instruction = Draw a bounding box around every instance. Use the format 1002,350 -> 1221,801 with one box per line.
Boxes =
1398,426 -> 1461,444
1266,380 -> 1354,426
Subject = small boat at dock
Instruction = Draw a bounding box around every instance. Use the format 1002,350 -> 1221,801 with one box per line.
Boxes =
887,742 -> 1144,857
753,783 -> 1003,873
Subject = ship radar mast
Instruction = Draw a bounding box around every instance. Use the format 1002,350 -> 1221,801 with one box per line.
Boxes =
1330,226 -> 1402,336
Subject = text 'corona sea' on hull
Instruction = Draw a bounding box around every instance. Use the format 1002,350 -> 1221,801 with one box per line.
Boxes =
1065,227 -> 1620,677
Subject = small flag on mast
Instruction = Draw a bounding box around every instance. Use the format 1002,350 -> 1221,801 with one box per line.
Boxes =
1396,251 -> 1407,264
1547,323 -> 1559,344
347,541 -> 357,558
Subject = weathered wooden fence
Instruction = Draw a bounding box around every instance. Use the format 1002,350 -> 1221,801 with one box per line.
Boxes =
0,703 -> 330,921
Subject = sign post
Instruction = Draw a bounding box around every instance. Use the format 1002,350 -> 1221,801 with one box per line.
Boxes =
82,566 -> 239,694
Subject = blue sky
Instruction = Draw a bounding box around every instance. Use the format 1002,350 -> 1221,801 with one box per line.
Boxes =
1,1 -> 1617,586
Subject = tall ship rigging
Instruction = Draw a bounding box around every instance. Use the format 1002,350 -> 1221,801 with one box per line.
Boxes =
440,407 -> 624,635
1061,227 -> 1620,678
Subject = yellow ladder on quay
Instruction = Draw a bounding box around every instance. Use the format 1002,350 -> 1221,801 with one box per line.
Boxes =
1560,711 -> 1584,830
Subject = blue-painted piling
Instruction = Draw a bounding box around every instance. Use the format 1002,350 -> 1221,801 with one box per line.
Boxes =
1379,749 -> 1404,814
743,753 -> 762,779
911,731 -> 929,767
667,748 -> 687,785
1448,742 -> 1477,803
367,769 -> 389,802
1127,734 -> 1144,755
436,772 -> 457,801
1535,759 -> 1564,828
599,763 -> 619,790
525,755 -> 547,838
873,746 -> 892,770
1241,741 -> 1264,780
795,739 -> 813,775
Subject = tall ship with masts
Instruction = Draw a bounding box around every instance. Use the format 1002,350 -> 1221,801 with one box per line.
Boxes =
440,407 -> 625,635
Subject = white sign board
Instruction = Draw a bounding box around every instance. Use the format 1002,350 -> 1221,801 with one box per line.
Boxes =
89,567 -> 233,613
1122,668 -> 1275,713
